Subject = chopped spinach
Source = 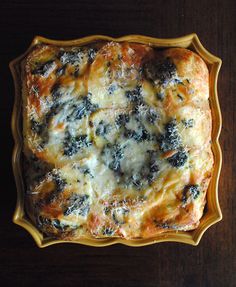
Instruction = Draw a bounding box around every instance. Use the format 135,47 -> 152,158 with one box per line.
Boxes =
153,220 -> 170,229
158,120 -> 188,168
144,150 -> 159,183
50,83 -> 62,101
104,206 -> 110,215
156,92 -> 165,101
108,84 -> 117,95
87,48 -> 97,64
56,64 -> 67,76
66,94 -> 98,121
174,79 -> 184,85
150,162 -> 159,173
95,120 -> 112,136
45,103 -> 63,124
80,167 -> 94,178
125,85 -> 142,103
32,60 -> 56,77
167,149 -> 188,168
124,126 -> 151,142
64,194 -> 90,216
146,108 -> 159,124
182,118 -> 195,128
144,58 -> 177,85
30,118 -> 44,135
112,207 -> 129,225
102,143 -> 124,173
37,215 -> 51,227
102,226 -> 115,236
52,172 -> 67,193
182,184 -> 200,204
37,216 -> 75,233
158,120 -> 181,152
130,174 -> 142,189
41,172 -> 67,205
63,131 -> 92,157
52,219 -> 63,230
134,103 -> 159,124
58,49 -> 84,65
109,145 -> 124,172
115,114 -> 130,127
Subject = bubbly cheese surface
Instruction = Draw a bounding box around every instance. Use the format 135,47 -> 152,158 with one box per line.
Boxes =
22,41 -> 213,239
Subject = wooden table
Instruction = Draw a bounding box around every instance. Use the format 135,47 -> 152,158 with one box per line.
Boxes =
1,0 -> 235,286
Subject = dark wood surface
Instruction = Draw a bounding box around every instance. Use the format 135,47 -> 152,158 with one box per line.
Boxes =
1,0 -> 235,286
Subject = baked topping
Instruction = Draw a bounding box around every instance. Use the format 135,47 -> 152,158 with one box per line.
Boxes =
23,41 -> 212,239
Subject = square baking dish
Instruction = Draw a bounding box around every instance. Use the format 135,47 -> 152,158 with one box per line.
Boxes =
10,33 -> 222,247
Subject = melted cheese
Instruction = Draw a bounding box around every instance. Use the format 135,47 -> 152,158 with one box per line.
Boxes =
22,42 -> 213,240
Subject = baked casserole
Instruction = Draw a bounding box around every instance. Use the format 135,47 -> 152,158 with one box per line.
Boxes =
17,38 -> 217,242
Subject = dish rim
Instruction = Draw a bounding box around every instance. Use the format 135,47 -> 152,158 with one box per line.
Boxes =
9,33 -> 222,247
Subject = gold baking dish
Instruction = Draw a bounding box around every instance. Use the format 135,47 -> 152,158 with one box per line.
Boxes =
10,34 -> 222,247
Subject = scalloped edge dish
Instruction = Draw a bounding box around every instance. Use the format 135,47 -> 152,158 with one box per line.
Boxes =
9,33 -> 222,247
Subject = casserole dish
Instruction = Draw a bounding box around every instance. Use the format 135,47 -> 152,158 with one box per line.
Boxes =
10,34 -> 222,247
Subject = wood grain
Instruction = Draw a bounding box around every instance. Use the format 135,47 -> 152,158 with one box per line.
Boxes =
0,0 -> 235,286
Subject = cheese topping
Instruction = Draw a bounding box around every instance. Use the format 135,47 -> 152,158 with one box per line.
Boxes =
22,42 -> 213,239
